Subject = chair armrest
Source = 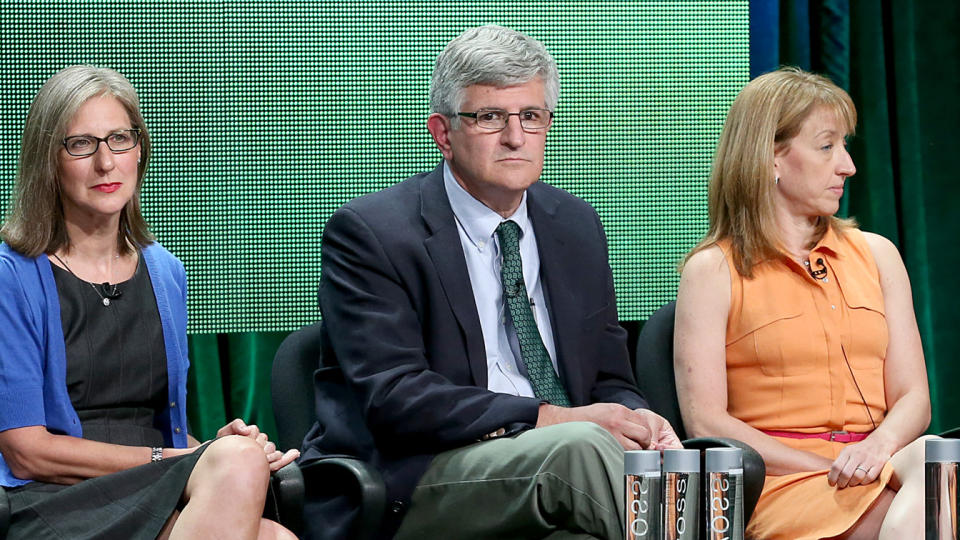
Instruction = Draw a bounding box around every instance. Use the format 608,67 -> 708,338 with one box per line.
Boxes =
0,485 -> 8,539
263,462 -> 305,535
682,437 -> 765,526
939,427 -> 960,439
301,457 -> 385,540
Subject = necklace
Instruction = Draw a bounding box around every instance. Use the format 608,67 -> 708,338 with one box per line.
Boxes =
51,253 -> 120,307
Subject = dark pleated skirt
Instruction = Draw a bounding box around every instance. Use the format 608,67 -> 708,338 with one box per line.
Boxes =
6,443 -> 207,540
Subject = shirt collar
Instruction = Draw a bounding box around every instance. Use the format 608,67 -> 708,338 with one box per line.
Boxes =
443,160 -> 531,248
811,221 -> 841,258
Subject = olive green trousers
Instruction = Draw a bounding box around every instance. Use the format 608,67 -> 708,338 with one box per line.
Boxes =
394,422 -> 625,540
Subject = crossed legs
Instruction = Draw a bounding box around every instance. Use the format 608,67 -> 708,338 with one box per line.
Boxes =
878,434 -> 937,539
159,435 -> 296,540
832,435 -> 935,539
395,422 -> 624,540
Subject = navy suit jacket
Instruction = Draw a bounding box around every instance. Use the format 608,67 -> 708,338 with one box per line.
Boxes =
301,163 -> 647,538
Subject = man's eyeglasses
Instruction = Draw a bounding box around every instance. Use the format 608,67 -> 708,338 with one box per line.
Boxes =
62,128 -> 141,157
457,108 -> 553,131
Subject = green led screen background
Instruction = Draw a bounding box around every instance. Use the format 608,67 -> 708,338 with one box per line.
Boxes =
0,1 -> 748,334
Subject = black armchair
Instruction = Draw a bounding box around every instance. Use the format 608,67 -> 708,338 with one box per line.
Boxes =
264,462 -> 306,533
271,322 -> 385,540
635,301 -> 766,528
940,428 -> 960,439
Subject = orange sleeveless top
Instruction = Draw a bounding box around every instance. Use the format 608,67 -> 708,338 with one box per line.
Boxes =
722,226 -> 887,433
720,227 -> 895,539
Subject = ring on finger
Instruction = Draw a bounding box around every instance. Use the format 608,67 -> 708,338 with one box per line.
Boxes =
855,466 -> 869,473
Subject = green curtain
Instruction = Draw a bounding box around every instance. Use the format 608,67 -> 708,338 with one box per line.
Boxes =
769,0 -> 960,432
186,332 -> 290,442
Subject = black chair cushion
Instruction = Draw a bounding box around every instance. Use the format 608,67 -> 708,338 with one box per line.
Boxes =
271,322 -> 324,452
272,322 -> 386,540
635,301 -> 685,439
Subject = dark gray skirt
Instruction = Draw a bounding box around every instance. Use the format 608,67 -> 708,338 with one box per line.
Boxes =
6,443 -> 207,540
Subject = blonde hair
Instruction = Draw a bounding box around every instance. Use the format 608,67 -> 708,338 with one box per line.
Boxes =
686,67 -> 857,277
1,65 -> 153,257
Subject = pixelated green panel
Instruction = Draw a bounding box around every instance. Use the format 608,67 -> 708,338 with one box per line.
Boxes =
0,1 -> 748,333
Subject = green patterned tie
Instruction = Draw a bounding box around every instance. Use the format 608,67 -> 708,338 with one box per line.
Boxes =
496,220 -> 571,406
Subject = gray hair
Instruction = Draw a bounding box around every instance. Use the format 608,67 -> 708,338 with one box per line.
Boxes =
1,64 -> 153,256
430,25 -> 559,126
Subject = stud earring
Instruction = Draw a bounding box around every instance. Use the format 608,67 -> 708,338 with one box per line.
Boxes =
775,176 -> 779,185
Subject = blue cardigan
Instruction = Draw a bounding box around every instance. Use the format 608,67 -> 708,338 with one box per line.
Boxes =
0,242 -> 191,487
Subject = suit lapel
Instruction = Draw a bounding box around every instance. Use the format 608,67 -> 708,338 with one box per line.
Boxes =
527,185 -> 585,404
420,165 -> 488,387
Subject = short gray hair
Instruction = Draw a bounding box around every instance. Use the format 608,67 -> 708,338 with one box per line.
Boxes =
430,25 -> 559,125
1,65 -> 153,256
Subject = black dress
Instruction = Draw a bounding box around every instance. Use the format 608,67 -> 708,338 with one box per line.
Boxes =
6,255 -> 206,539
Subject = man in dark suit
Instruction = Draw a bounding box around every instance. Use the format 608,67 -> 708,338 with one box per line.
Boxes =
302,25 -> 681,539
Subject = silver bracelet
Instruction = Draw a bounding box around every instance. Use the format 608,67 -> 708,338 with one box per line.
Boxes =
151,447 -> 163,462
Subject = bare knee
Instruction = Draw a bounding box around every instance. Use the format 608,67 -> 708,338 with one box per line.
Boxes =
896,435 -> 938,464
188,435 -> 270,500
208,435 -> 270,472
890,435 -> 938,490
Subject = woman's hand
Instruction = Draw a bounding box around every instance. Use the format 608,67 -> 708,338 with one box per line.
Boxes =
216,418 -> 300,471
827,436 -> 894,488
216,417 -> 262,439
823,234 -> 933,490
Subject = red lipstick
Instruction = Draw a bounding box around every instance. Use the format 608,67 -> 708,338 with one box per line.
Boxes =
93,183 -> 122,193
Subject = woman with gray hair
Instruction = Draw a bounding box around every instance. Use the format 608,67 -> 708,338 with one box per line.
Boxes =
674,67 -> 931,538
0,65 -> 297,539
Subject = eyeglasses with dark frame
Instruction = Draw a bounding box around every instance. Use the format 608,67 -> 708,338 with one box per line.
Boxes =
457,108 -> 554,131
62,128 -> 142,157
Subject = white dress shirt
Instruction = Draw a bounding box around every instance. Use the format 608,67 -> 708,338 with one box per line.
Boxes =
443,161 -> 559,397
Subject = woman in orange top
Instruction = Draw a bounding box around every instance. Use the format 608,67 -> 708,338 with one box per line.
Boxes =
674,67 -> 932,539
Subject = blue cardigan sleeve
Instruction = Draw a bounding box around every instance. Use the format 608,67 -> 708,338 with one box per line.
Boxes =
142,243 -> 190,448
0,255 -> 49,432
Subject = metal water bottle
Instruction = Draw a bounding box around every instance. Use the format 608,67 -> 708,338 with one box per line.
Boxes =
705,448 -> 744,540
664,448 -> 700,540
926,438 -> 960,539
625,450 -> 662,540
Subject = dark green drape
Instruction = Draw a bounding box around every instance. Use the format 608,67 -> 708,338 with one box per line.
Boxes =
757,0 -> 960,432
186,332 -> 290,442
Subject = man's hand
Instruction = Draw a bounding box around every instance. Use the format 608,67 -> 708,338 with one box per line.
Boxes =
633,408 -> 684,450
537,403 -> 683,450
216,418 -> 300,472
